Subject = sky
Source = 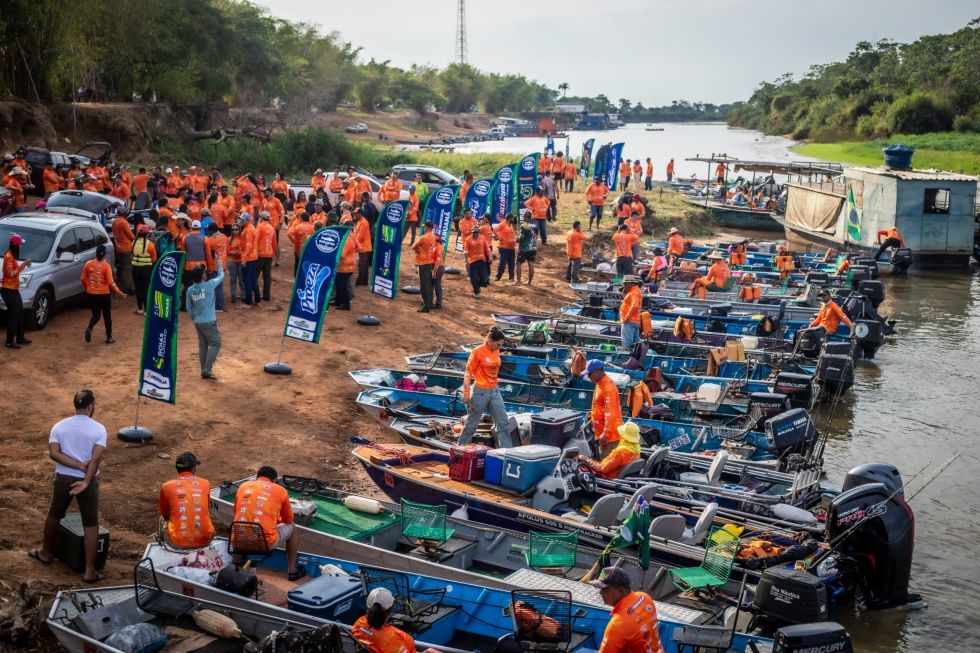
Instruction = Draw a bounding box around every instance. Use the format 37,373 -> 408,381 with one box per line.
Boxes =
254,0 -> 979,107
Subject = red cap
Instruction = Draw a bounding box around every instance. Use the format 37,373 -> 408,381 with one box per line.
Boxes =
8,234 -> 24,246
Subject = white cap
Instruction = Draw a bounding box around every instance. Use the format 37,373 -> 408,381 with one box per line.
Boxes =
191,220 -> 201,229
165,167 -> 173,173
366,587 -> 394,610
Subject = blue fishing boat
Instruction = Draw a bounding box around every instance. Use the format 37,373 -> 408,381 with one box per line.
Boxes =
684,197 -> 783,231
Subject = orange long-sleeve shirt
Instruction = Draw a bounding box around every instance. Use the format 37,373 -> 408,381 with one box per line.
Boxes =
620,285 -> 642,324
612,232 -> 639,258
112,217 -> 135,254
587,445 -> 640,480
42,167 -> 64,193
591,374 -> 623,445
159,472 -> 215,549
810,300 -> 853,334
877,227 -> 904,247
256,221 -> 277,258
233,476 -> 293,548
598,591 -> 665,653
704,261 -> 731,287
354,216 -> 372,253
412,233 -> 437,265
240,223 -> 258,262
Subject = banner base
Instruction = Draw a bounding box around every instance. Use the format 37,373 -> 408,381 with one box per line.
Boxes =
357,315 -> 381,326
445,267 -> 461,275
402,285 -> 420,294
118,426 -> 153,443
264,362 -> 293,375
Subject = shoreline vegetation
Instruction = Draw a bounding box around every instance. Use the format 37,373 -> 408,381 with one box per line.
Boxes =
793,132 -> 980,175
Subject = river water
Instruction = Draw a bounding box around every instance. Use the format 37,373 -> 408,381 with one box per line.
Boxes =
459,124 -> 980,651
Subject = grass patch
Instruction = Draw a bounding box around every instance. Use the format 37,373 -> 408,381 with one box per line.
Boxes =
794,132 -> 980,175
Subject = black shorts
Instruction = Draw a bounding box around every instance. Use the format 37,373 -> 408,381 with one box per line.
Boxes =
49,473 -> 99,527
555,172 -> 564,181
518,251 -> 537,263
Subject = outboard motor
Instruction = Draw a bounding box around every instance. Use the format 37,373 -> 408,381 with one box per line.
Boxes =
750,567 -> 829,631
825,476 -> 921,610
851,256 -> 878,280
764,407 -> 817,459
815,353 -> 855,397
842,462 -> 904,497
857,279 -> 885,309
749,392 -> 790,429
772,623 -> 852,653
890,248 -> 913,274
588,293 -> 604,308
794,327 -> 824,359
773,372 -> 815,410
804,271 -> 829,285
704,318 -> 726,334
756,315 -> 782,338
708,302 -> 732,318
849,265 -> 871,286
590,251 -> 604,267
822,339 -> 855,358
581,305 -> 604,319
853,318 -> 885,359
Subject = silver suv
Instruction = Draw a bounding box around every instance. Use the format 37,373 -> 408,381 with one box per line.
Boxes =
0,214 -> 115,329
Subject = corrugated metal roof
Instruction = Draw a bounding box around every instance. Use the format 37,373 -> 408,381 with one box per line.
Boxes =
847,166 -> 978,182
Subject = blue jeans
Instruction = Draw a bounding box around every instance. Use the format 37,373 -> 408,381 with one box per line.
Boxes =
210,270 -> 224,310
533,218 -> 547,245
622,322 -> 641,350
228,261 -> 243,301
467,260 -> 486,294
458,387 -> 511,448
243,260 -> 260,304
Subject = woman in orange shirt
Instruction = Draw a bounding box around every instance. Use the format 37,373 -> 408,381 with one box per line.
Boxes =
81,245 -> 125,344
2,234 -> 32,348
271,172 -> 289,205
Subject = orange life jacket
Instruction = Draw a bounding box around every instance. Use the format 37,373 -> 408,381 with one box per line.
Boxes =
738,285 -> 761,302
514,602 -> 560,640
628,382 -> 653,418
673,317 -> 694,342
640,311 -> 653,338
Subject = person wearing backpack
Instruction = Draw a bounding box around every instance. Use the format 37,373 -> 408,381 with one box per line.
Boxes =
150,215 -> 177,257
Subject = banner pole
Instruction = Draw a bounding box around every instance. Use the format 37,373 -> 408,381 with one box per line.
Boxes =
118,395 -> 154,442
265,334 -> 292,375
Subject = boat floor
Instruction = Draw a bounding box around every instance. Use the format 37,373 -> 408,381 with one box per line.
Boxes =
396,460 -> 533,506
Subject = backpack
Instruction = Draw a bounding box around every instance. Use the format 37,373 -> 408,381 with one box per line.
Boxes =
152,230 -> 176,256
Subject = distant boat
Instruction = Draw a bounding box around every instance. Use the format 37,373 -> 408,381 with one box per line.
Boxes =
685,197 -> 782,231
646,124 -> 665,131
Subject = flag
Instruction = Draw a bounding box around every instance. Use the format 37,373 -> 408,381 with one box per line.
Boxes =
284,226 -> 350,343
846,184 -> 862,242
546,134 -> 554,156
605,143 -> 625,192
580,138 -> 595,179
371,200 -> 409,299
516,153 -> 540,208
491,164 -> 516,223
599,495 -> 651,569
137,250 -> 185,404
592,142 -> 611,182
464,178 -> 496,218
424,184 -> 461,257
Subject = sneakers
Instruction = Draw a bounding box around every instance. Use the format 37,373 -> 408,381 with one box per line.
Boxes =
16,338 -> 31,345
417,307 -> 430,313
84,328 -> 92,343
201,372 -> 217,380
5,341 -> 21,349
135,309 -> 145,315
106,337 -> 116,344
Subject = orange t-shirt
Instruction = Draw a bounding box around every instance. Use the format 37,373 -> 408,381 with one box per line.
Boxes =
598,591 -> 665,653
159,472 -> 215,549
645,162 -> 653,177
110,182 -> 130,201
352,616 -> 415,653
240,223 -> 258,262
458,216 -> 478,236
288,221 -> 315,254
538,156 -> 552,173
412,233 -> 436,265
620,284 -> 642,324
407,194 -> 420,222
466,343 -> 501,390
566,229 -> 586,259
256,221 -> 277,258
132,173 -> 150,194
43,167 -> 63,193
271,179 -> 289,197
705,261 -> 731,287
463,234 -> 487,264
112,217 -> 135,253
209,202 -> 228,229
612,231 -> 639,258
524,195 -> 550,219
338,229 -> 359,273
2,251 -> 24,290
4,179 -> 26,208
354,217 -> 373,253
328,176 -> 344,194
263,197 -> 285,228
311,175 -> 327,191
585,183 -> 607,206
80,260 -> 119,295
668,233 -> 684,256
233,477 -> 293,548
551,156 -> 565,174
494,222 -> 517,249
810,301 -> 853,334
626,216 -> 643,237
209,232 -> 228,266
591,374 -> 624,445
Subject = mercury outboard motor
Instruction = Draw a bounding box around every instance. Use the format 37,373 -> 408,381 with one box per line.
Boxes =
890,248 -> 913,274
773,372 -> 815,410
857,279 -> 885,308
826,467 -> 921,610
814,353 -> 855,397
749,392 -> 790,430
771,623 -> 853,653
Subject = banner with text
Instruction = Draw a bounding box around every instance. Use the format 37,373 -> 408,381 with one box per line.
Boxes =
491,164 -> 516,223
546,135 -> 554,156
424,184 -> 461,257
580,138 -> 595,179
283,226 -> 350,344
592,142 -> 611,183
137,250 -> 185,404
516,153 -> 540,209
605,142 -> 625,192
371,200 -> 408,299
464,178 -> 496,219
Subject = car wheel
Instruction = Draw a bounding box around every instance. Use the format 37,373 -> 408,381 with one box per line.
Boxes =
29,287 -> 53,330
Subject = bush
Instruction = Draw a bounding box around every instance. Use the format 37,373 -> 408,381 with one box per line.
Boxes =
886,93 -> 954,134
953,115 -> 979,132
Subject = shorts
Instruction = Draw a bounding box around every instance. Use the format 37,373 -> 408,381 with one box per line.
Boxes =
268,523 -> 294,549
518,251 -> 537,263
49,473 -> 99,528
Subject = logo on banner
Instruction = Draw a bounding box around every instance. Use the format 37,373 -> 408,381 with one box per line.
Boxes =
297,263 -> 331,314
152,291 -> 172,319
315,230 -> 340,253
435,187 -> 454,204
386,203 -> 404,223
498,167 -> 513,183
381,224 -> 397,244
158,257 -> 179,288
473,181 -> 491,196
521,158 -> 535,171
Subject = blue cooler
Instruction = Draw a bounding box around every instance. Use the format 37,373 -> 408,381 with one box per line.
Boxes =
484,449 -> 509,484
501,445 -> 561,494
287,574 -> 363,622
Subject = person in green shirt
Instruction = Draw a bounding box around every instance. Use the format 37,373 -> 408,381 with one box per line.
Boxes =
516,211 -> 537,286
413,173 -> 429,203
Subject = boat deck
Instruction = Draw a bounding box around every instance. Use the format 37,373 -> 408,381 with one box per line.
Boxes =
395,458 -> 532,505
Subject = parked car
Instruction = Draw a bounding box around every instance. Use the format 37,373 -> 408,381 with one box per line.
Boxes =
345,123 -> 368,134
0,214 -> 114,329
290,171 -> 408,212
391,164 -> 459,188
18,142 -> 113,197
44,190 -> 126,227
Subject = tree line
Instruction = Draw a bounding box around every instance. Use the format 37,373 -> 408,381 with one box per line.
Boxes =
559,94 -> 736,122
728,18 -> 980,140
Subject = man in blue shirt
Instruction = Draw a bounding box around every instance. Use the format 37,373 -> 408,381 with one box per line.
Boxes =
186,261 -> 223,380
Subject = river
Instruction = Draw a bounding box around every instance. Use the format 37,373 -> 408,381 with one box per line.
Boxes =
459,123 -> 980,651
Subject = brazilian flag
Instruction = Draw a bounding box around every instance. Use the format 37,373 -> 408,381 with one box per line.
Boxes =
846,184 -> 862,242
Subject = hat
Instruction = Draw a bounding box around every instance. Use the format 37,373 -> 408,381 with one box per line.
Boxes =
408,184 -> 416,191
314,199 -> 324,206
581,359 -> 605,377
1,153 -> 12,161
424,220 -> 434,227
137,224 -> 150,234
668,227 -> 680,234
191,219 -> 201,229
8,166 -> 26,176
818,288 -> 832,298
259,211 -> 270,220
471,227 -> 480,234
175,452 -> 200,470
200,208 -> 210,216
190,165 -> 197,171
366,587 -> 394,610
8,234 -> 24,246
589,566 -> 631,590
622,275 -> 641,285
315,168 -> 323,174
239,212 -> 251,221
706,252 -> 724,260
176,213 -> 190,223
165,167 -> 173,173
263,186 -> 272,192
617,421 -> 641,444
95,244 -> 107,256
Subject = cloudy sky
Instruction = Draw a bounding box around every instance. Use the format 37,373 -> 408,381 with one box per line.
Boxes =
255,1 -> 978,106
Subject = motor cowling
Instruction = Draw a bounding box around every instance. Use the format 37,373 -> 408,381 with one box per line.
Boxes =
890,248 -> 912,274
773,372 -> 815,410
708,302 -> 732,318
805,272 -> 829,286
815,354 -> 854,397
857,280 -> 885,309
765,407 -> 817,455
588,293 -> 604,307
842,462 -> 903,498
750,392 -> 790,430
752,566 -> 829,629
853,319 -> 884,359
772,623 -> 852,653
825,481 -> 920,610
849,265 -> 872,285
794,328 -> 824,359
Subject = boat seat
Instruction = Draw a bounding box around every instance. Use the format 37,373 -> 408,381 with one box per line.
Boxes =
618,483 -> 662,521
134,557 -> 195,619
641,447 -> 670,477
649,514 -> 687,542
681,502 -> 718,545
564,494 -> 626,527
616,458 -> 646,480
679,449 -> 729,485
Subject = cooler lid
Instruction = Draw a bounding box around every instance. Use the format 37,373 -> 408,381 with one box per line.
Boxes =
506,444 -> 561,461
486,448 -> 510,459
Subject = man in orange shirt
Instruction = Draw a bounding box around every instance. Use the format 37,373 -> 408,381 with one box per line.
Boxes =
353,208 -> 373,287
478,215 -> 494,287
3,167 -> 30,211
233,466 -> 305,581
159,452 -> 215,550
239,213 -> 260,307
463,226 -> 488,296
644,158 -> 654,191
109,174 -> 130,204
256,212 -> 276,302
565,220 -> 587,283
352,588 -> 416,653
523,187 -> 551,245
81,244 -> 125,344
690,252 -> 730,299
620,275 -> 643,350
590,567 -> 664,653
631,159 -> 643,191
715,161 -> 728,184
262,187 -> 285,267
563,157 -> 578,192
582,422 -> 641,480
551,151 -> 565,182
402,184 -> 421,244
612,224 -> 639,276
378,174 -> 402,204
459,327 -> 510,448
582,359 -> 624,457
287,211 -> 314,273
111,210 -> 136,294
206,223 -> 228,311
332,217 -> 358,311
585,177 -> 609,230
412,220 -> 437,312
874,226 -> 905,261
42,165 -> 64,195
310,168 -> 327,192
328,170 -> 344,196
538,152 -> 551,175
666,157 -> 675,182
2,234 -> 32,348
809,289 -> 852,336
666,226 -> 685,266
131,167 -> 150,209
494,214 -> 517,282
457,209 -> 478,246
619,159 -> 630,191
625,212 -> 643,261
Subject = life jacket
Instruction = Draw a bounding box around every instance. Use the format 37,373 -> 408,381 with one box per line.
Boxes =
737,538 -> 786,560
775,255 -> 794,272
628,381 -> 653,418
639,311 -> 653,338
514,602 -> 560,640
569,348 -> 587,378
132,238 -> 154,267
738,285 -> 761,302
673,317 -> 694,342
729,251 -> 746,266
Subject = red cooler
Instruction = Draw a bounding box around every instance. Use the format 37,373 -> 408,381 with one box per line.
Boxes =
448,444 -> 490,481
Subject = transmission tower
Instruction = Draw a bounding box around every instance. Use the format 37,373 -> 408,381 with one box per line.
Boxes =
455,0 -> 468,65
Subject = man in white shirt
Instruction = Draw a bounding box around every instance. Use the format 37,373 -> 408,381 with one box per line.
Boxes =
29,389 -> 107,582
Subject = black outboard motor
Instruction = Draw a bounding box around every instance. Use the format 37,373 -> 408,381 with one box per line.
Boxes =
588,293 -> 604,308
842,462 -> 904,497
756,315 -> 782,338
794,327 -> 824,359
764,407 -> 817,459
581,305 -> 604,319
857,279 -> 885,309
750,567 -> 829,630
826,469 -> 921,610
822,340 -> 855,358
804,271 -> 829,286
815,353 -> 855,397
851,256 -> 879,280
749,392 -> 790,429
890,248 -> 913,274
708,302 -> 732,318
772,623 -> 853,653
849,265 -> 871,286
773,372 -> 815,410
835,290 -> 866,322
853,318 -> 885,359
